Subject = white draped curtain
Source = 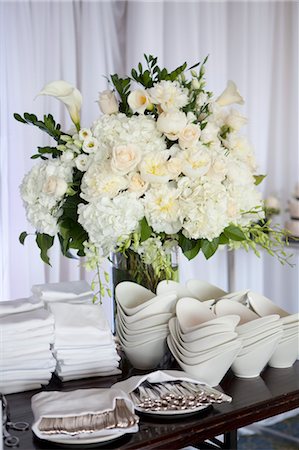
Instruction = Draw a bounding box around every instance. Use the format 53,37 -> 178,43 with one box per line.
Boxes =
1,0 -> 298,317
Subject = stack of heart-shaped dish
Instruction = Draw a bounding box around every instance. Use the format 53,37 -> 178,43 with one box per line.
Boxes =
115,282 -> 177,370
248,291 -> 299,368
167,297 -> 242,386
215,299 -> 283,378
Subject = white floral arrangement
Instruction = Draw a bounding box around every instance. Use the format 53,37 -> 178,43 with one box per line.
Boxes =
16,55 -> 289,296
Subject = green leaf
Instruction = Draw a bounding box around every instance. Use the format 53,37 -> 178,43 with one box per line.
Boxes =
201,238 -> 219,259
19,231 -> 28,245
254,174 -> 266,186
224,225 -> 246,241
179,235 -> 201,260
14,113 -> 27,123
218,233 -> 229,245
36,233 -> 54,265
140,217 -> 152,242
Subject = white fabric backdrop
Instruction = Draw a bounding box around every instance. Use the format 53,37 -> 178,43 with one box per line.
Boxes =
1,0 -> 298,317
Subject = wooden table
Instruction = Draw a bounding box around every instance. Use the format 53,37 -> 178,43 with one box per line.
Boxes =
5,361 -> 299,450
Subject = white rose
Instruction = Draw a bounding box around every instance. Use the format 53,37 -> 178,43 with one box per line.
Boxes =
97,90 -> 119,114
200,122 -> 219,144
75,154 -> 91,172
111,144 -> 141,175
42,175 -> 68,198
139,152 -> 171,184
178,124 -> 201,149
265,196 -> 280,210
83,137 -> 99,154
128,172 -> 149,195
180,145 -> 212,179
128,89 -> 152,114
38,80 -> 82,128
216,80 -> 244,107
157,111 -> 187,141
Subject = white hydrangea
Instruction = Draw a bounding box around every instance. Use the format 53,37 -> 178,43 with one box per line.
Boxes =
144,184 -> 182,234
92,113 -> 166,160
78,192 -> 144,256
80,162 -> 128,201
20,159 -> 73,236
149,80 -> 189,112
179,176 -> 229,241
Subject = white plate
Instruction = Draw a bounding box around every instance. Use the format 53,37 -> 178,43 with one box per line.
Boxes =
134,402 -> 209,416
36,431 -> 127,445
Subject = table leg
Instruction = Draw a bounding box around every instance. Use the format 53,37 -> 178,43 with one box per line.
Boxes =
223,429 -> 237,449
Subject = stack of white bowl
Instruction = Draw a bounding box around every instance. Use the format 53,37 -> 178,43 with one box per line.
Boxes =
115,282 -> 177,370
215,299 -> 283,378
167,297 -> 242,386
247,292 -> 299,368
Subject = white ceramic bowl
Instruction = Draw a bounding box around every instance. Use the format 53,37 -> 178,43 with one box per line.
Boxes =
268,333 -> 299,368
168,317 -> 238,355
238,330 -> 283,356
116,292 -> 177,322
231,334 -> 282,378
179,315 -> 241,343
122,335 -> 168,370
167,335 -> 242,386
116,320 -> 169,346
115,282 -> 155,315
173,338 -> 242,366
239,327 -> 283,347
281,313 -> 299,325
236,315 -> 280,335
176,297 -> 216,333
117,310 -> 173,332
156,280 -> 193,299
247,291 -> 290,318
237,321 -> 282,341
215,299 -> 259,325
186,279 -> 227,301
220,290 -> 249,305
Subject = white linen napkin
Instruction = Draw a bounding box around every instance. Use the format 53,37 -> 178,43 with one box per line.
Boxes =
0,296 -> 44,317
0,308 -> 54,331
31,387 -> 138,441
53,344 -> 117,358
49,303 -> 113,347
58,368 -> 121,382
1,345 -> 53,360
0,382 -> 43,394
2,334 -> 55,351
55,349 -> 120,365
32,281 -> 93,301
2,357 -> 56,371
1,325 -> 55,341
56,359 -> 120,374
0,368 -> 54,382
112,370 -> 211,393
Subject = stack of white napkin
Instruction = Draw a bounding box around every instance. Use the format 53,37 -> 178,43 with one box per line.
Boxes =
32,280 -> 94,305
0,298 -> 56,394
48,302 -> 121,381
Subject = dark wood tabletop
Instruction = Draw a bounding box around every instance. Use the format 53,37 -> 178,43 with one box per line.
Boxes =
5,361 -> 299,450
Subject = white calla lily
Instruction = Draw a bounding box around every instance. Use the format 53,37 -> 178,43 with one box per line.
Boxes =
216,80 -> 244,107
38,80 -> 82,130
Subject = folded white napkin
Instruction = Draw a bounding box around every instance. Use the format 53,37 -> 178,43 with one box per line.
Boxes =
31,387 -> 138,441
1,324 -> 55,341
3,334 -> 55,351
32,281 -> 93,301
49,303 -> 113,347
0,368 -> 54,382
56,359 -> 120,374
0,382 -> 43,394
112,370 -> 211,394
58,368 -> 121,382
1,345 -> 53,359
55,349 -> 120,365
0,308 -> 54,331
1,357 -> 56,371
0,296 -> 44,317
